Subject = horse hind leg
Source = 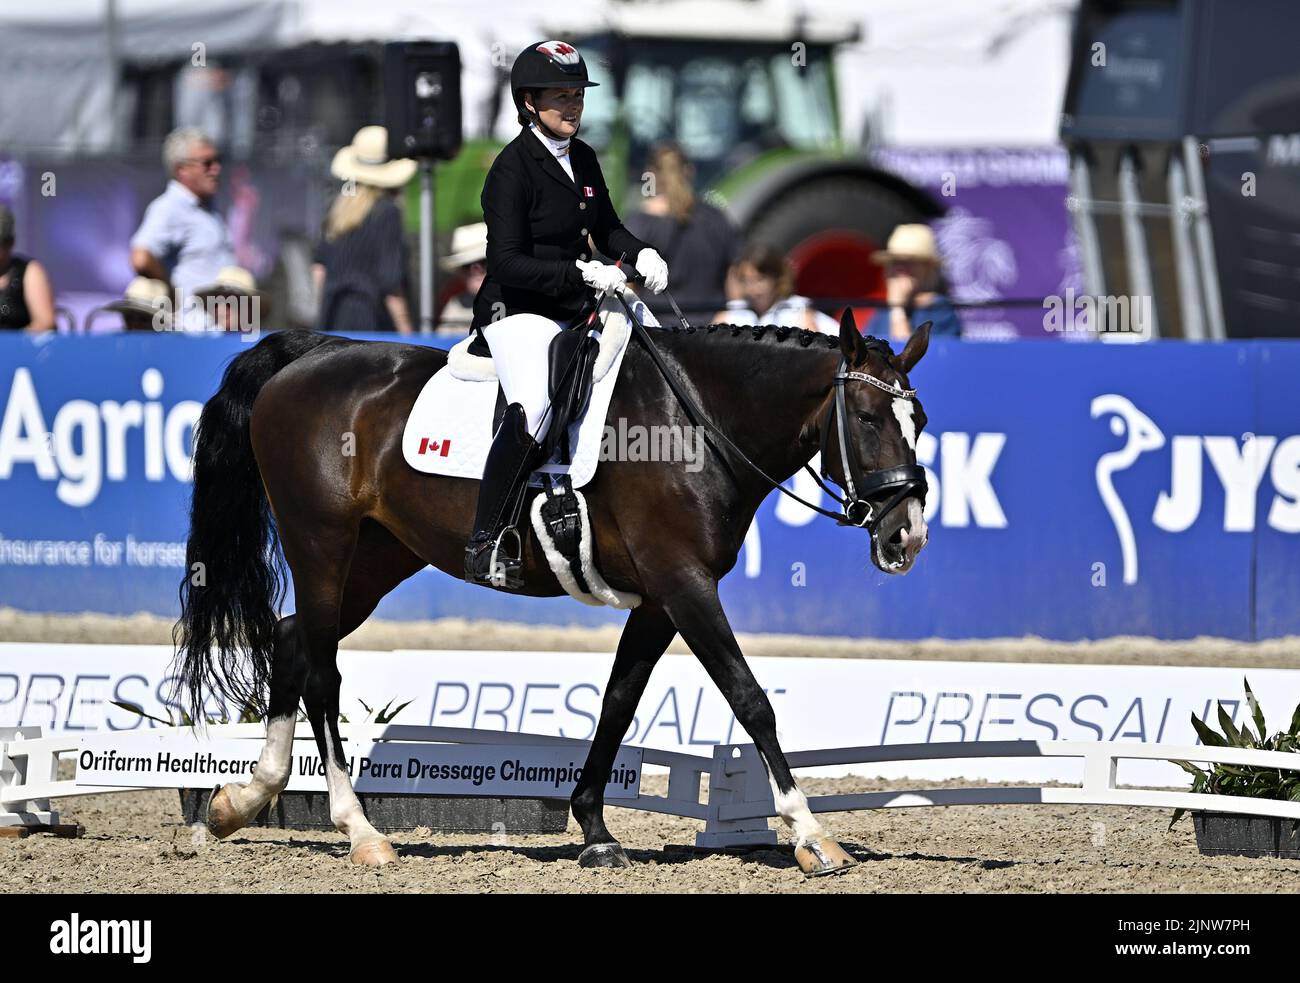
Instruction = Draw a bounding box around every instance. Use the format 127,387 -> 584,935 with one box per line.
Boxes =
271,514 -> 397,866
207,615 -> 309,838
302,653 -> 396,866
664,576 -> 856,876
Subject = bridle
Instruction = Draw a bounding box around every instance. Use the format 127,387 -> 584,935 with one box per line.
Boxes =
813,361 -> 929,532
611,287 -> 927,536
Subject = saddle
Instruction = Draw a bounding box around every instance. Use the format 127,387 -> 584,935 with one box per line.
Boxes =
545,324 -> 599,463
408,300 -> 644,609
467,320 -> 599,464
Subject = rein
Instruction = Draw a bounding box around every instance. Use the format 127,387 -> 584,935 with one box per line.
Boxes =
612,289 -> 927,533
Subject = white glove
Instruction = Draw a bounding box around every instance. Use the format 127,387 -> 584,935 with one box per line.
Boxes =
635,248 -> 669,294
575,260 -> 627,295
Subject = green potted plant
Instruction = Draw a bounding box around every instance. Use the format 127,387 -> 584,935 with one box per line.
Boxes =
1170,678 -> 1300,859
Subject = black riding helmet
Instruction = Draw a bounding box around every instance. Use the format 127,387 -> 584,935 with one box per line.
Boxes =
511,40 -> 598,135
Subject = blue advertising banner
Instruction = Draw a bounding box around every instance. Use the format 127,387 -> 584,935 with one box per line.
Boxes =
1,333 -> 1297,640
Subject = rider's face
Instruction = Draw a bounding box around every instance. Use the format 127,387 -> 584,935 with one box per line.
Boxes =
529,87 -> 584,138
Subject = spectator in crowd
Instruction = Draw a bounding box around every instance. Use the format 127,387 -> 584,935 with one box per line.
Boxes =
130,127 -> 235,293
195,265 -> 261,333
100,276 -> 172,332
437,222 -> 487,333
313,125 -> 416,334
0,203 -> 56,332
714,241 -> 839,334
866,224 -> 961,342
625,143 -> 741,316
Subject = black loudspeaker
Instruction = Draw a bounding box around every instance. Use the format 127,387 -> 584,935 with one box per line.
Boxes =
384,41 -> 462,160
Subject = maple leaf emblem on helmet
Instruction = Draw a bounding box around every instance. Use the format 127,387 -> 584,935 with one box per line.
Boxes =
536,40 -> 580,65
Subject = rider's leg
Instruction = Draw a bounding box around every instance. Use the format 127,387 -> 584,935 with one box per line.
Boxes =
464,402 -> 539,584
464,318 -> 563,585
484,316 -> 564,441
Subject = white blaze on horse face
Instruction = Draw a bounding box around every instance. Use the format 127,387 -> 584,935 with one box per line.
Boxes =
891,397 -> 917,451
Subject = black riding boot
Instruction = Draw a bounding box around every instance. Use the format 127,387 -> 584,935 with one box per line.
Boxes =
465,403 -> 542,587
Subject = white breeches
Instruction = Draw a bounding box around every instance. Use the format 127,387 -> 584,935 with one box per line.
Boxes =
483,313 -> 566,441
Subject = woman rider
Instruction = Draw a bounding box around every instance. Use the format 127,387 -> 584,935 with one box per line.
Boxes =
465,40 -> 669,585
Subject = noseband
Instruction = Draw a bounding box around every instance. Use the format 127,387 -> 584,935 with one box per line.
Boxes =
813,360 -> 929,532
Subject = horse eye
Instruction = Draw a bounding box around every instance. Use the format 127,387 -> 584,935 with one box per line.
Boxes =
856,413 -> 878,427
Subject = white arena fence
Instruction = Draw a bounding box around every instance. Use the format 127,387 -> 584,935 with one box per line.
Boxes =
3,725 -> 1300,849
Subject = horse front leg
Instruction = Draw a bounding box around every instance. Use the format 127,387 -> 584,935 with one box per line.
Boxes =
664,575 -> 856,876
570,605 -> 677,867
207,615 -> 308,838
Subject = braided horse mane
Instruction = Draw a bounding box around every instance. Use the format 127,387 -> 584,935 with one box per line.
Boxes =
649,318 -> 897,361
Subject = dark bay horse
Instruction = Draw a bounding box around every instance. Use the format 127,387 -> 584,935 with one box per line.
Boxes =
174,295 -> 931,875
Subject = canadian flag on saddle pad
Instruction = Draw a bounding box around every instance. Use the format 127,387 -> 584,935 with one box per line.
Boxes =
417,437 -> 451,457
399,296 -> 656,489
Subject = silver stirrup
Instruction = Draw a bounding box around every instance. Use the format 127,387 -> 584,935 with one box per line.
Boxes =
488,527 -> 523,588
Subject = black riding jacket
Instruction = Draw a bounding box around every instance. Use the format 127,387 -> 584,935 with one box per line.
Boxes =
471,125 -> 650,332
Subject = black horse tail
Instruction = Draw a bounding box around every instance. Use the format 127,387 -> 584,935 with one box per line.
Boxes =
172,330 -> 334,725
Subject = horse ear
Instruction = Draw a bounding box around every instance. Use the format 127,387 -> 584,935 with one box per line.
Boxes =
838,307 -> 865,363
897,320 -> 931,373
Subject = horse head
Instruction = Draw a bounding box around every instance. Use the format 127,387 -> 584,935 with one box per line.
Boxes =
824,309 -> 931,574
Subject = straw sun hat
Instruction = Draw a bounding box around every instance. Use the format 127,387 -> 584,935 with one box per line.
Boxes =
194,265 -> 259,298
871,224 -> 941,266
331,126 -> 418,189
440,222 -> 488,270
104,276 -> 171,315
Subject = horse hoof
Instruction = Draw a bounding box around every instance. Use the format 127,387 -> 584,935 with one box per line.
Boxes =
206,784 -> 246,839
578,842 -> 632,869
794,837 -> 857,877
351,838 -> 398,867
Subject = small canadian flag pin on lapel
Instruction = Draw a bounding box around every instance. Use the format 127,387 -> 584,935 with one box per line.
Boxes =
583,186 -> 595,198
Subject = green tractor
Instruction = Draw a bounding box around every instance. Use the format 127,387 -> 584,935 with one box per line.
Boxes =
424,8 -> 940,311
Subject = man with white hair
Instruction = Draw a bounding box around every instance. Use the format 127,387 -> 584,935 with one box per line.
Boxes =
129,127 -> 235,293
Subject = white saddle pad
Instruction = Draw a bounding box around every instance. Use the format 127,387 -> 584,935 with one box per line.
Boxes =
402,294 -> 656,488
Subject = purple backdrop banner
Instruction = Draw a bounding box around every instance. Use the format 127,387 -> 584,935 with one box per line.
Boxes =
872,147 -> 1080,339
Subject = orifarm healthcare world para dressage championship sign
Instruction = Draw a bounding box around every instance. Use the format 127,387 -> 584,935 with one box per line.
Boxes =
76,730 -> 643,799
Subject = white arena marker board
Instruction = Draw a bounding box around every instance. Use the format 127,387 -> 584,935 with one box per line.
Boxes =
76,732 -> 642,799
11,642 -> 1300,786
